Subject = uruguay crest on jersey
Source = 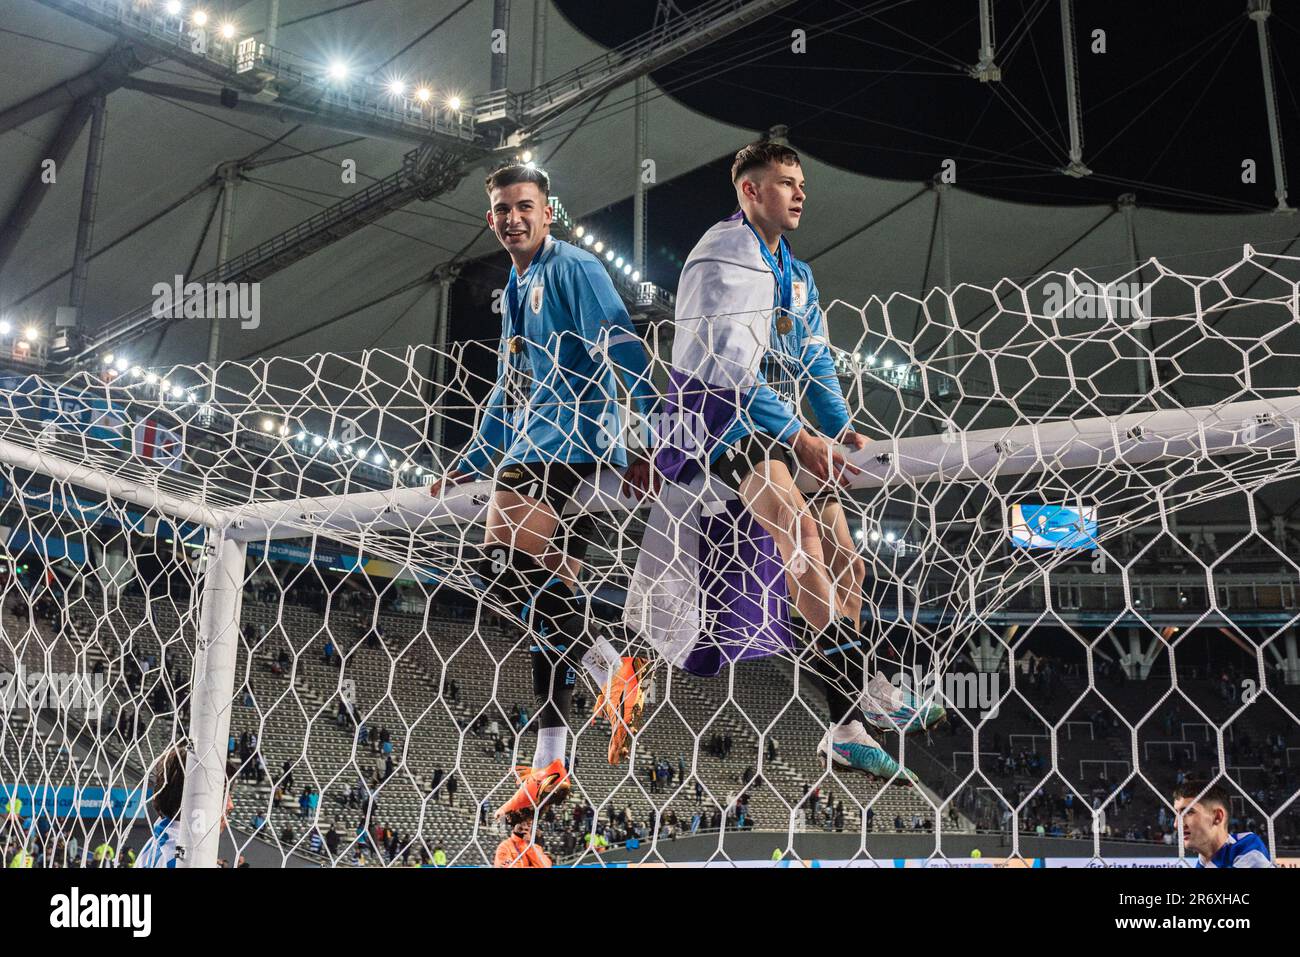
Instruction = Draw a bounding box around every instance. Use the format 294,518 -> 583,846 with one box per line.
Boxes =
530,283 -> 545,314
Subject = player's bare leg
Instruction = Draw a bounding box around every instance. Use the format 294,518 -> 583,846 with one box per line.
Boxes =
736,458 -> 836,632
802,497 -> 936,788
731,466 -> 912,783
817,496 -> 944,737
811,497 -> 864,624
481,487 -> 643,779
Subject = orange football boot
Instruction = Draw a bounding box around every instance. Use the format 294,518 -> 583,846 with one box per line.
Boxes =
494,758 -> 571,825
596,656 -> 650,764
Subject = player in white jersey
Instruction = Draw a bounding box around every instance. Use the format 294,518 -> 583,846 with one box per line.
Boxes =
1173,781 -> 1272,868
429,163 -> 657,865
649,142 -> 943,784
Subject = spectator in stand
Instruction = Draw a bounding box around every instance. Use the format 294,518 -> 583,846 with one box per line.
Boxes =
445,774 -> 458,806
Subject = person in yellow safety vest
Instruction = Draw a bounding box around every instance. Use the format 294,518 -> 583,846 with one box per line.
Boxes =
4,795 -> 22,819
94,841 -> 115,867
8,847 -> 33,868
592,832 -> 609,853
432,846 -> 448,867
771,848 -> 783,862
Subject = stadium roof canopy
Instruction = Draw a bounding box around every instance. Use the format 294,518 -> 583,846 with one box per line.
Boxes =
1,0 -> 1298,374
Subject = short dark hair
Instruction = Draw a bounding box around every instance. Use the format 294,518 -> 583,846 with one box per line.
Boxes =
485,163 -> 550,198
1173,780 -> 1233,813
152,746 -> 187,820
731,141 -> 801,183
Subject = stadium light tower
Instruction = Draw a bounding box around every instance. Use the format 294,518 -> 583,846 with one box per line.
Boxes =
1247,0 -> 1293,211
969,0 -> 1002,81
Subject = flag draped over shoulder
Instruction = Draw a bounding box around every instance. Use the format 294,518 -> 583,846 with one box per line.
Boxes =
624,213 -> 795,676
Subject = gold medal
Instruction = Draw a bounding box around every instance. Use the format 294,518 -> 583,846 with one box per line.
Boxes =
776,313 -> 793,335
508,336 -> 523,354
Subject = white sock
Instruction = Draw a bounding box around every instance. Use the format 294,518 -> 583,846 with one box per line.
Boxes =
533,727 -> 567,768
581,635 -> 620,689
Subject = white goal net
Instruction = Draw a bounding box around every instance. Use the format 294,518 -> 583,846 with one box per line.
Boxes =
3,246 -> 1299,868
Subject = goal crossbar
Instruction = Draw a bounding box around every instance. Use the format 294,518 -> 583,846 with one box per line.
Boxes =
2,396 -> 1296,544
191,395 -> 1300,542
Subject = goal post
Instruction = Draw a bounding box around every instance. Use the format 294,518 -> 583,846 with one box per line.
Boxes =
178,532 -> 245,869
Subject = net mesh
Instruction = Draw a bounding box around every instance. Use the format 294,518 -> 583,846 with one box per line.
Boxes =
2,246 -> 1300,867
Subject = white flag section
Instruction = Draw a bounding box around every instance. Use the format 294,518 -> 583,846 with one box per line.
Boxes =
133,420 -> 182,471
625,481 -> 707,667
669,212 -> 773,391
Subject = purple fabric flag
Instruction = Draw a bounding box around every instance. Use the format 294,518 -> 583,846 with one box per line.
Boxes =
653,368 -> 735,484
682,498 -> 794,677
654,369 -> 794,677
